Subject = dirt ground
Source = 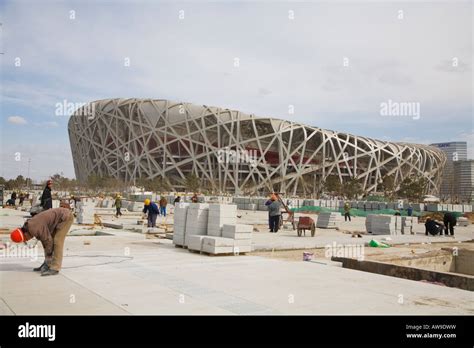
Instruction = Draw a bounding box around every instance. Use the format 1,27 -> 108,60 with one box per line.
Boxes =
250,240 -> 474,262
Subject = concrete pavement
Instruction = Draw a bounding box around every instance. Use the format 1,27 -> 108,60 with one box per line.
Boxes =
1,208 -> 473,315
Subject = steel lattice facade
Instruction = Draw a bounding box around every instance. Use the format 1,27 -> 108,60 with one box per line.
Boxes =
68,98 -> 446,196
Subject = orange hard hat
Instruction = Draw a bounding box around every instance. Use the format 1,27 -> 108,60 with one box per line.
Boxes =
10,228 -> 25,243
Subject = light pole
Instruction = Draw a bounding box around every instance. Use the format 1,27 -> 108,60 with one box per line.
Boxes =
27,158 -> 31,193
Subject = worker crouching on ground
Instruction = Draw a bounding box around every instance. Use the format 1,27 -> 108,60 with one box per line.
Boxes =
9,207 -> 74,276
267,194 -> 281,233
425,217 -> 444,236
143,199 -> 159,227
443,212 -> 456,237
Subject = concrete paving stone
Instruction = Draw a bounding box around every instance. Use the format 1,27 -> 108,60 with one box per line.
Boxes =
202,244 -> 234,254
187,235 -> 206,251
202,236 -> 235,247
222,230 -> 252,240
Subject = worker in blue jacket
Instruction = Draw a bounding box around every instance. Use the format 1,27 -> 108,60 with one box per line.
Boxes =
143,199 -> 159,227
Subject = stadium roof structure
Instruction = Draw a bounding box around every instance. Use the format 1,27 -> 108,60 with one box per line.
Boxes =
68,98 -> 446,195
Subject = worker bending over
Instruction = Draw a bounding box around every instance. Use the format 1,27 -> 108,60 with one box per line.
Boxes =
425,217 -> 444,236
143,199 -> 159,227
443,212 -> 456,237
10,207 -> 74,276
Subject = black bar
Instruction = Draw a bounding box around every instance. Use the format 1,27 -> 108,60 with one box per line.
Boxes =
0,315 -> 472,346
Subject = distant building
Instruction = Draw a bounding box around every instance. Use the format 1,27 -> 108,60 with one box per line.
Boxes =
453,160 -> 474,203
430,142 -> 471,202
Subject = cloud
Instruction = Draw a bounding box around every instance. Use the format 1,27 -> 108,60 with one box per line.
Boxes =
7,116 -> 28,125
0,1 -> 472,180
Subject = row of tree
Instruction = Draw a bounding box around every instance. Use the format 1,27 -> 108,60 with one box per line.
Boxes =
0,175 -> 34,190
322,175 -> 428,201
0,173 -> 430,201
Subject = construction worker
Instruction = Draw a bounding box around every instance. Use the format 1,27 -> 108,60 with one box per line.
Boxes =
40,180 -> 53,211
159,196 -> 168,216
9,207 -> 74,276
114,194 -> 122,218
173,196 -> 181,204
265,197 -> 272,231
191,193 -> 199,203
343,202 -> 351,222
19,192 -> 25,206
267,194 -> 281,233
443,212 -> 457,237
143,199 -> 159,227
425,217 -> 444,236
9,191 -> 17,206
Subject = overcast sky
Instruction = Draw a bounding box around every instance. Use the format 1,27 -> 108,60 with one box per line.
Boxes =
1,0 -> 472,181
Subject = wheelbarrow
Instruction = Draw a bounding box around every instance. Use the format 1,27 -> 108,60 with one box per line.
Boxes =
297,216 -> 316,237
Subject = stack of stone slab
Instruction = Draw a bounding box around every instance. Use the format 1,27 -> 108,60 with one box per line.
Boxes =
172,203 -> 190,246
258,198 -> 269,211
128,201 -> 145,212
207,204 -> 237,236
186,235 -> 207,251
316,212 -> 342,229
365,214 -> 375,232
101,199 -> 113,208
401,216 -> 416,235
52,200 -> 60,209
187,223 -> 253,254
233,197 -> 249,210
121,200 -> 130,211
184,203 -> 209,246
457,217 -> 469,227
365,214 -> 402,235
386,202 -> 397,210
76,201 -> 95,224
411,203 -> 425,211
222,224 -> 253,247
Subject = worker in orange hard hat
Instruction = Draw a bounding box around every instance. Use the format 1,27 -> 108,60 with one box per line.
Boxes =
267,193 -> 281,233
10,207 -> 74,276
